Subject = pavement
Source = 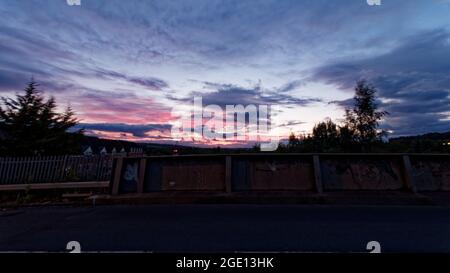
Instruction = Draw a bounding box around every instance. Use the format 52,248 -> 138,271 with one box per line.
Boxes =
1,204 -> 450,253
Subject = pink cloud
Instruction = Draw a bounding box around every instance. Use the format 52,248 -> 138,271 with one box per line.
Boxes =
72,92 -> 174,124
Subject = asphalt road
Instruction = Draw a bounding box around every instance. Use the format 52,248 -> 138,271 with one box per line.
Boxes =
1,205 -> 450,253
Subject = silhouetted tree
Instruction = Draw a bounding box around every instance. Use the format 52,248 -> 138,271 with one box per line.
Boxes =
337,124 -> 357,152
0,80 -> 82,156
287,132 -> 301,151
311,119 -> 339,152
344,80 -> 388,151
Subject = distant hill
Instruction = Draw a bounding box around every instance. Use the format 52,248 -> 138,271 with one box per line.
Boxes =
80,131 -> 450,155
387,131 -> 450,153
79,135 -> 253,155
390,131 -> 450,141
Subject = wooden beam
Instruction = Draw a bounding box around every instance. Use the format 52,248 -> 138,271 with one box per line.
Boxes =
111,157 -> 123,195
313,155 -> 323,194
137,158 -> 147,194
402,155 -> 417,193
0,181 -> 109,191
225,156 -> 232,193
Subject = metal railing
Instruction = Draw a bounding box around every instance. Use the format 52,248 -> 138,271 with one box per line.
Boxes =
0,155 -> 114,185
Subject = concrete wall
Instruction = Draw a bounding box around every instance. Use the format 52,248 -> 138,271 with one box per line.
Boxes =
410,155 -> 450,191
116,158 -> 140,194
110,154 -> 450,195
155,157 -> 225,191
320,156 -> 404,191
231,155 -> 314,191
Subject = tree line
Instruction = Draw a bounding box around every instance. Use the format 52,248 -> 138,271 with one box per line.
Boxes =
278,80 -> 389,153
0,80 -> 448,156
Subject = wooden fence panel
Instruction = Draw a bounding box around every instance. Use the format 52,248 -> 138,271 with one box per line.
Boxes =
0,155 -> 113,184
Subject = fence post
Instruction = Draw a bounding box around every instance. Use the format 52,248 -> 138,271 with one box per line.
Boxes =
11,157 -> 17,184
402,155 -> 417,193
137,158 -> 147,194
111,157 -> 123,195
0,158 -> 4,184
313,155 -> 323,194
4,158 -> 10,184
225,156 -> 232,193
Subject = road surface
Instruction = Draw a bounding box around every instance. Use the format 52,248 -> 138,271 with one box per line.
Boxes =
1,205 -> 450,253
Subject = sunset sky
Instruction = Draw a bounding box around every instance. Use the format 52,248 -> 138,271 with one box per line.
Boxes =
0,0 -> 449,146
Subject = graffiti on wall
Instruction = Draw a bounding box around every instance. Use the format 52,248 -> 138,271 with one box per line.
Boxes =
119,159 -> 139,193
160,160 -> 225,191
232,158 -> 314,191
412,159 -> 450,191
113,155 -> 450,194
321,158 -> 404,190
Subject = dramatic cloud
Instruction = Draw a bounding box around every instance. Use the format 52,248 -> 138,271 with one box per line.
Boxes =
312,29 -> 450,136
169,83 -> 321,107
93,69 -> 169,91
1,0 -> 449,141
77,123 -> 171,138
71,90 -> 174,124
